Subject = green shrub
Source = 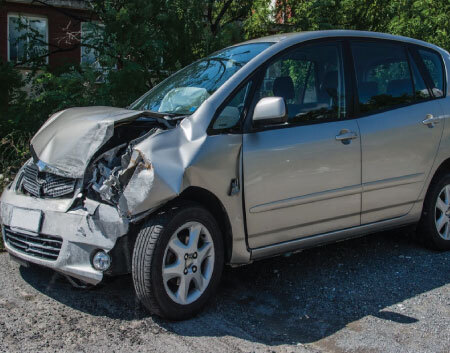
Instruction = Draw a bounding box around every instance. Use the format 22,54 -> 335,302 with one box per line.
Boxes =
0,129 -> 32,252
0,131 -> 31,191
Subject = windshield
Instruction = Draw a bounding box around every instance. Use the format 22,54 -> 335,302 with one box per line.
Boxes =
129,43 -> 272,115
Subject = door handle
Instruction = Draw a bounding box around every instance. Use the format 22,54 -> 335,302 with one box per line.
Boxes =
423,114 -> 440,127
336,130 -> 358,144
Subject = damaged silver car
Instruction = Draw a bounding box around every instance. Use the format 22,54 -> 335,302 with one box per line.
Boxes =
2,30 -> 450,320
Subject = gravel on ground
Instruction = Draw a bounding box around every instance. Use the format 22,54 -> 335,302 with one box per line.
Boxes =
0,229 -> 449,353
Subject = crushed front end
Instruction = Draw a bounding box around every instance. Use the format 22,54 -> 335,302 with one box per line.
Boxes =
1,175 -> 129,284
0,107 -> 180,284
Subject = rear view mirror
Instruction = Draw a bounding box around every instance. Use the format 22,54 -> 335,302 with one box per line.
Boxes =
252,97 -> 287,126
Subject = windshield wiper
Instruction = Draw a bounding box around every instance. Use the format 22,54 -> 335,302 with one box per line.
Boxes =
142,110 -> 189,119
139,110 -> 189,129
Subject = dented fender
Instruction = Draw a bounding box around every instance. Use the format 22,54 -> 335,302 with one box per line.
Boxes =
118,118 -> 207,217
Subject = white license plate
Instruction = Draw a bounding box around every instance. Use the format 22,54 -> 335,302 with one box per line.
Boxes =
10,208 -> 42,233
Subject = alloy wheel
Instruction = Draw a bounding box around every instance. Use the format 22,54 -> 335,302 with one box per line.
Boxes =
162,221 -> 215,305
434,184 -> 450,240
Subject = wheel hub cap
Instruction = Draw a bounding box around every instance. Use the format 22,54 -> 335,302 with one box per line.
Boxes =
162,221 -> 215,305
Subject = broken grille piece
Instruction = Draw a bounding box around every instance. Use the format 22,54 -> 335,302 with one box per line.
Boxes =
22,163 -> 77,198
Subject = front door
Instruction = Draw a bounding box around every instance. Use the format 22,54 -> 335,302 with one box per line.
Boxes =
243,41 -> 362,249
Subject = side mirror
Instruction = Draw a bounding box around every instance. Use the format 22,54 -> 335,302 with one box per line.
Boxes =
252,97 -> 287,126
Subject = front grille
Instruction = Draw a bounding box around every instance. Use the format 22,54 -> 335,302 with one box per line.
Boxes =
22,163 -> 76,198
3,226 -> 62,261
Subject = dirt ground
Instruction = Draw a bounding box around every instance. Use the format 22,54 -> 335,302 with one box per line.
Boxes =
0,229 -> 449,353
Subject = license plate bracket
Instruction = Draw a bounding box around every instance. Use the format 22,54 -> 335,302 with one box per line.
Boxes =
10,208 -> 43,234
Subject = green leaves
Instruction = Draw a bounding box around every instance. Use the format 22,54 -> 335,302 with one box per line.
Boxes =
260,0 -> 449,53
388,0 -> 450,51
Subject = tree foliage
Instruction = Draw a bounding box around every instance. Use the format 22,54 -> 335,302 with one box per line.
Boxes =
245,0 -> 450,53
0,0 -> 449,172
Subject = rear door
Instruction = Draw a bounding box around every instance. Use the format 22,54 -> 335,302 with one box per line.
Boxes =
243,41 -> 362,249
351,40 -> 444,224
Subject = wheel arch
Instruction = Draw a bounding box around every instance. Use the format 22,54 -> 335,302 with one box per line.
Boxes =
420,156 -> 450,210
173,186 -> 234,263
429,157 -> 450,185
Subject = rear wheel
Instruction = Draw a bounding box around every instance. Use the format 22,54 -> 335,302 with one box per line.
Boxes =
418,173 -> 450,250
132,201 -> 224,320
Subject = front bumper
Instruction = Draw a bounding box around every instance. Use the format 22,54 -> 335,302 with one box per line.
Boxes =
0,187 -> 129,285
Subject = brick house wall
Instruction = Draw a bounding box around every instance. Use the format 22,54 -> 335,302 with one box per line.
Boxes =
0,0 -> 92,69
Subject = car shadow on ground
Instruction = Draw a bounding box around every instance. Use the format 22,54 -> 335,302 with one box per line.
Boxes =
20,228 -> 450,345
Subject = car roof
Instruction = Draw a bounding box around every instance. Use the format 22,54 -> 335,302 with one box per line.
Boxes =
237,30 -> 446,53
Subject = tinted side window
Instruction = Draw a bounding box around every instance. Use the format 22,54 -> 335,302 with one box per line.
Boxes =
418,49 -> 445,97
255,42 -> 346,124
409,52 -> 431,101
212,81 -> 252,130
351,42 -> 414,114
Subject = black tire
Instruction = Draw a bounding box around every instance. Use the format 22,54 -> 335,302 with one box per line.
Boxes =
418,172 -> 450,250
132,201 -> 224,320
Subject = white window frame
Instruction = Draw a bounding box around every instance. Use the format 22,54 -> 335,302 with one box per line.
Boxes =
7,13 -> 49,64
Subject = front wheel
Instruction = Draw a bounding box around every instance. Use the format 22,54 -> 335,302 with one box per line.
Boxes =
418,173 -> 450,250
132,201 -> 224,320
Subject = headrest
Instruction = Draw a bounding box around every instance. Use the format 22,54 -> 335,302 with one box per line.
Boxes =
273,76 -> 295,100
319,71 -> 338,101
323,71 -> 338,91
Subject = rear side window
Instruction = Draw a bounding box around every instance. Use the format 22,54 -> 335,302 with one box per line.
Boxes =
351,42 -> 415,114
418,49 -> 445,97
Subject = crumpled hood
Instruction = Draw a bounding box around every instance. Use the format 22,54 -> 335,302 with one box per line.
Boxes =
30,106 -> 143,178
